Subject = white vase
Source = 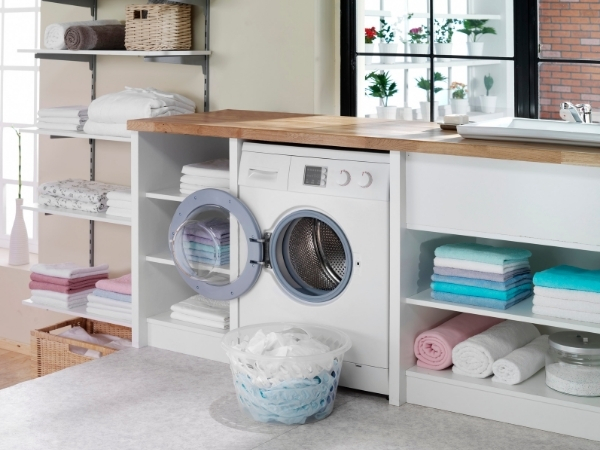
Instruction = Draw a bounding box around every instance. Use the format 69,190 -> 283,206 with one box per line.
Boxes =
376,106 -> 398,119
365,43 -> 376,65
420,101 -> 439,122
480,95 -> 497,114
410,43 -> 429,63
398,107 -> 413,121
434,43 -> 453,55
379,43 -> 398,64
451,98 -> 469,115
467,42 -> 484,56
9,198 -> 29,266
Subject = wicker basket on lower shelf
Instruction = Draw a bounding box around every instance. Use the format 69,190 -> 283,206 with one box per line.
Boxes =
125,4 -> 192,51
31,317 -> 132,378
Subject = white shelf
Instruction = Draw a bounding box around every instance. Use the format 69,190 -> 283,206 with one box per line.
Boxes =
145,251 -> 230,275
406,289 -> 600,334
19,49 -> 212,57
23,203 -> 131,226
145,186 -> 229,203
409,13 -> 502,20
366,59 -> 503,70
23,299 -> 131,327
20,127 -> 131,143
147,311 -> 227,339
365,10 -> 391,17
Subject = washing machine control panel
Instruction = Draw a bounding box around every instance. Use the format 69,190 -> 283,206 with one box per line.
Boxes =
303,166 -> 328,187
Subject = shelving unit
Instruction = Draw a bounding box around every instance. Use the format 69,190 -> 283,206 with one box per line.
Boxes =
22,299 -> 131,327
20,127 -> 131,143
22,203 -> 131,226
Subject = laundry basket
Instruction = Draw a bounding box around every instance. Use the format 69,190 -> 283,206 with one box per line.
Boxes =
125,4 -> 192,51
221,323 -> 352,425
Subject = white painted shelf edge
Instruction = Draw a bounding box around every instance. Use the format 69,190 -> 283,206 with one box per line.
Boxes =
147,311 -> 227,338
19,49 -> 212,57
406,366 -> 600,413
23,299 -> 131,327
406,289 -> 600,334
145,186 -> 229,202
23,203 -> 131,226
145,251 -> 231,275
20,127 -> 131,143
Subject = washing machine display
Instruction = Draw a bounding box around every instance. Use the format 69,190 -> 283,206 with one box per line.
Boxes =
303,166 -> 328,187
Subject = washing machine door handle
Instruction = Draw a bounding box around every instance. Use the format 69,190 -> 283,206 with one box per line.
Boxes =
249,232 -> 272,269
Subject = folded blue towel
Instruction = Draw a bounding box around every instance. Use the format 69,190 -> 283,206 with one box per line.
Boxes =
435,243 -> 532,266
431,273 -> 533,291
431,281 -> 533,300
93,289 -> 131,303
533,265 -> 600,293
186,241 -> 230,253
431,289 -> 531,310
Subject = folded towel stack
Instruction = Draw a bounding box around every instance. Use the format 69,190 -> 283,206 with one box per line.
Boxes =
37,106 -> 88,132
532,265 -> 600,324
431,243 -> 533,310
105,189 -> 132,219
84,87 -> 195,138
170,294 -> 230,329
29,263 -> 109,310
38,179 -> 129,213
44,20 -> 122,50
180,159 -> 229,195
86,274 -> 132,320
183,218 -> 230,267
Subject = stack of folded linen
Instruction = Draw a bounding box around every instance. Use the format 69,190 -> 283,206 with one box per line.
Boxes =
106,189 -> 132,218
431,243 -> 533,310
183,218 -> 230,267
86,274 -> 131,321
44,20 -> 121,50
532,265 -> 600,323
38,179 -> 129,213
84,87 -> 195,138
29,263 -> 109,310
180,159 -> 229,195
37,106 -> 88,132
170,294 -> 230,329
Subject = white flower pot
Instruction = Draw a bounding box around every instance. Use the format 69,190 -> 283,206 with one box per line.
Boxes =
365,43 -> 376,65
398,107 -> 413,121
451,98 -> 469,115
9,198 -> 29,266
410,43 -> 429,63
480,95 -> 497,114
435,43 -> 453,55
379,43 -> 398,64
467,42 -> 484,56
420,101 -> 439,122
376,106 -> 398,119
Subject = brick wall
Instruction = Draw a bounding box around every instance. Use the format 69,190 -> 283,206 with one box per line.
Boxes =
539,0 -> 600,119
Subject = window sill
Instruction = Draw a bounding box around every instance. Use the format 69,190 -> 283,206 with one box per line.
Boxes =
0,248 -> 38,272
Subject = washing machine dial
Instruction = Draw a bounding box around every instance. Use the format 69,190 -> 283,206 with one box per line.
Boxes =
358,171 -> 373,188
336,170 -> 351,186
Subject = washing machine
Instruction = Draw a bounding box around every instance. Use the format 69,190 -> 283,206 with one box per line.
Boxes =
169,142 -> 390,395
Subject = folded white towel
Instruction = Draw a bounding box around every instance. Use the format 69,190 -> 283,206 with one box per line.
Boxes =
170,311 -> 230,329
38,106 -> 88,118
171,295 -> 229,322
87,294 -> 131,311
452,321 -> 540,378
30,295 -> 88,310
534,286 -> 600,305
180,175 -> 230,189
86,307 -> 131,321
37,121 -> 83,132
533,295 -> 600,314
434,257 -> 530,275
31,289 -> 94,302
492,335 -> 549,385
182,160 -> 229,179
44,20 -> 121,50
84,121 -> 131,138
37,117 -> 87,125
106,199 -> 131,209
31,263 -> 109,279
106,207 -> 132,218
125,87 -> 196,109
107,189 -> 131,202
532,305 -> 600,324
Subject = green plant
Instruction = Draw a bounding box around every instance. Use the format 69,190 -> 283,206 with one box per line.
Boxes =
365,71 -> 398,106
406,13 -> 429,44
415,72 -> 447,102
450,81 -> 468,99
435,19 -> 461,44
12,127 -> 21,199
484,74 -> 494,96
457,19 -> 496,42
377,19 -> 395,44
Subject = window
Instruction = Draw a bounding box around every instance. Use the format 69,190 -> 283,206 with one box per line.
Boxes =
0,0 -> 39,252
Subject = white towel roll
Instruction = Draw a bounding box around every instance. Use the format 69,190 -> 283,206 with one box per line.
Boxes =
44,20 -> 121,50
492,335 -> 549,385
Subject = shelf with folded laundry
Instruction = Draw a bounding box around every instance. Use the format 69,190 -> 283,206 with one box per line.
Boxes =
19,127 -> 131,142
145,250 -> 230,275
22,299 -> 131,327
146,186 -> 229,203
19,49 -> 212,66
22,203 -> 131,226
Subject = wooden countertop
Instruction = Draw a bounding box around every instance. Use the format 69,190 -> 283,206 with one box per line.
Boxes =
128,110 -> 600,167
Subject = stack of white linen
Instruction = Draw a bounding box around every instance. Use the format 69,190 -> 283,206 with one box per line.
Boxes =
170,294 -> 230,329
84,87 -> 196,138
180,159 -> 229,195
44,20 -> 121,50
106,189 -> 132,218
37,106 -> 88,132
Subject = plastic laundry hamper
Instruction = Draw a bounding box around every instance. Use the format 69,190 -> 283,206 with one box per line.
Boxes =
221,322 -> 352,425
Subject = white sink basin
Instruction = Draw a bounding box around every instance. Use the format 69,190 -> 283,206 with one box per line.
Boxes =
457,117 -> 600,147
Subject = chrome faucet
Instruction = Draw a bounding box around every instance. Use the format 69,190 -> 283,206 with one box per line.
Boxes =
560,102 -> 592,123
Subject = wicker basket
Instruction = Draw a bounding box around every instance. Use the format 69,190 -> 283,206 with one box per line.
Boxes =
31,317 -> 132,378
125,4 -> 192,51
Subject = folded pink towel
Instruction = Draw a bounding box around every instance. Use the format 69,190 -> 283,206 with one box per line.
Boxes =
96,274 -> 131,295
30,272 -> 108,287
414,313 -> 504,370
29,280 -> 98,295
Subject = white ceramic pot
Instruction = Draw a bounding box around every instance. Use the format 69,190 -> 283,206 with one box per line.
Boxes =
365,43 -> 376,65
376,106 -> 398,119
467,42 -> 484,56
480,95 -> 497,114
410,43 -> 429,63
435,43 -> 453,55
9,198 -> 29,266
420,101 -> 439,122
398,106 -> 413,121
379,43 -> 398,64
451,98 -> 469,115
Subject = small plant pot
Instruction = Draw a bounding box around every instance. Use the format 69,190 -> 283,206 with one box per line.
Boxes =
365,43 -> 376,65
398,107 -> 413,121
376,106 -> 398,119
379,43 -> 398,64
451,98 -> 469,115
410,43 -> 429,63
420,101 -> 439,122
480,96 -> 497,114
434,43 -> 453,55
467,42 -> 484,56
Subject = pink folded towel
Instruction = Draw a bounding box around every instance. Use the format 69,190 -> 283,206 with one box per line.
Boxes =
30,272 -> 108,287
29,281 -> 98,295
96,274 -> 131,295
414,313 -> 504,370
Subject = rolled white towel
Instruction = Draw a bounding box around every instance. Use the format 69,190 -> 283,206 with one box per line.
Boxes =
492,335 -> 549,385
44,20 -> 121,50
452,321 -> 540,378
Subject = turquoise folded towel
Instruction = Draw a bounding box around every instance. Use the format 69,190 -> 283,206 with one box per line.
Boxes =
434,243 -> 532,265
431,281 -> 533,300
186,241 -> 230,252
533,265 -> 600,293
431,290 -> 531,310
431,273 -> 532,291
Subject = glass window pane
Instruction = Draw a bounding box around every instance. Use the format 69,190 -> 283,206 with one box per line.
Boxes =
5,183 -> 33,238
3,128 -> 35,182
3,12 -> 36,67
4,0 -> 37,7
3,70 -> 36,124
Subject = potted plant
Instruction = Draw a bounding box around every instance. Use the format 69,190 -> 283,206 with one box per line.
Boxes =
450,81 -> 469,114
377,19 -> 397,64
480,73 -> 497,113
434,19 -> 461,55
416,72 -> 446,121
365,26 -> 377,65
407,22 -> 429,63
457,19 -> 496,56
9,128 -> 29,266
366,71 -> 398,119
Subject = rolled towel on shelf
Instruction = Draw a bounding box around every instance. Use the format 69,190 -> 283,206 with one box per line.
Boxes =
414,314 -> 504,370
435,243 -> 532,265
31,262 -> 109,279
182,160 -> 229,179
44,20 -> 121,50
434,257 -> 530,275
433,266 -> 531,283
452,321 -> 541,378
492,335 -> 549,385
64,24 -> 125,51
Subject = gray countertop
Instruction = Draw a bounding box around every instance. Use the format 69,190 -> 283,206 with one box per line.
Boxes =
0,347 -> 596,450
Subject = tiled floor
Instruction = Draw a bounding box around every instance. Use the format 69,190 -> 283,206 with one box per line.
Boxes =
0,349 -> 32,390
